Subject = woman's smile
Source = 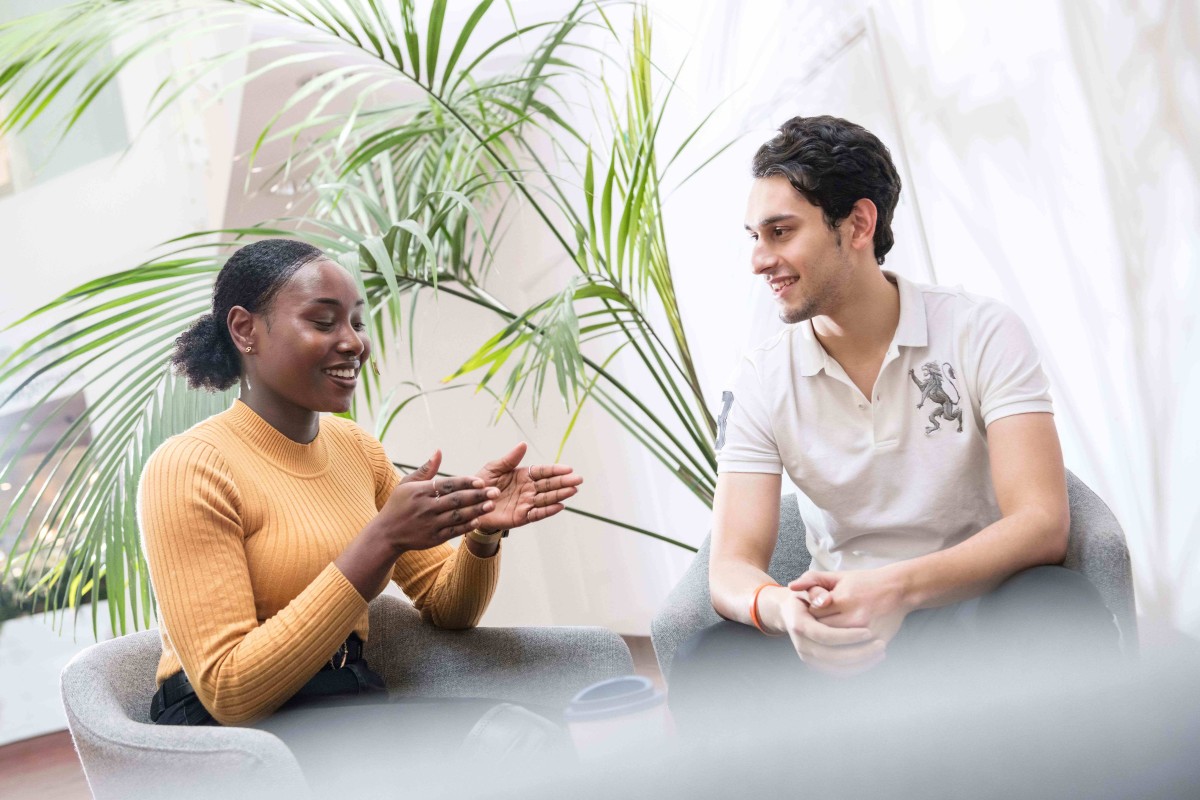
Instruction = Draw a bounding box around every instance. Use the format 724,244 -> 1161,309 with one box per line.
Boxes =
322,364 -> 360,389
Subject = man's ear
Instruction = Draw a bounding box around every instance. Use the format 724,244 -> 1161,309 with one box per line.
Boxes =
226,306 -> 255,352
848,198 -> 878,252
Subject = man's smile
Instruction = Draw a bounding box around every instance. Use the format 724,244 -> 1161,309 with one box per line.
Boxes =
768,275 -> 798,296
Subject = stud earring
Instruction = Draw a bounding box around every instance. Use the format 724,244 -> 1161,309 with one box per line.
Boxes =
245,346 -> 252,353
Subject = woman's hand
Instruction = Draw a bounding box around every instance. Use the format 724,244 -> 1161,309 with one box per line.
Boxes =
371,474 -> 499,554
337,454 -> 500,600
472,442 -> 582,532
397,449 -> 443,487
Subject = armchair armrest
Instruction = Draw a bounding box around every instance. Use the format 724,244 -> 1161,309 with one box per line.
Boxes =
365,594 -> 634,709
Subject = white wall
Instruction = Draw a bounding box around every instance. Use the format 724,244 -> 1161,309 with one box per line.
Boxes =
0,20 -> 247,332
0,605 -> 123,744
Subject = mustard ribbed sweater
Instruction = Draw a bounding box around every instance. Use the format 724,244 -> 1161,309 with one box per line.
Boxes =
138,400 -> 500,725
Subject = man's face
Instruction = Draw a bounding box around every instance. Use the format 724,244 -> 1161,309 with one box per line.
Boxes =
744,175 -> 851,323
250,259 -> 371,414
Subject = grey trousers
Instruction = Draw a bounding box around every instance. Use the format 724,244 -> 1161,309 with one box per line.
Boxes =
668,565 -> 1122,735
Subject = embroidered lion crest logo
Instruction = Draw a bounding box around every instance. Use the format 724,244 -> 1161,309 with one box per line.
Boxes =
908,361 -> 963,435
715,391 -> 734,450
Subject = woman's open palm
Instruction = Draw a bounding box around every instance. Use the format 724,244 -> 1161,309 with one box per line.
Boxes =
472,443 -> 582,532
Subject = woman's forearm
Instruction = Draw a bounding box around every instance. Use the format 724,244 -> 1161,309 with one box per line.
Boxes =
335,519 -> 402,601
417,541 -> 502,630
463,533 -> 500,559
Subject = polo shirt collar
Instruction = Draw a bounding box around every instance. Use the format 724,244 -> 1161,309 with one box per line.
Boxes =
888,270 -> 928,349
796,269 -> 928,378
797,320 -> 828,377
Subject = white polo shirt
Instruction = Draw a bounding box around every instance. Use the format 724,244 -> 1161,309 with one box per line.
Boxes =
716,271 -> 1053,572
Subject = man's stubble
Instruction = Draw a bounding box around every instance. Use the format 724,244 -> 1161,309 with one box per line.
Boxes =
777,239 -> 853,325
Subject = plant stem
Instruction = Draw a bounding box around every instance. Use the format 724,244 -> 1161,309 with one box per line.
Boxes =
393,461 -> 697,552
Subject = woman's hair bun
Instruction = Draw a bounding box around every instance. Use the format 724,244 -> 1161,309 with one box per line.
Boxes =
171,312 -> 240,391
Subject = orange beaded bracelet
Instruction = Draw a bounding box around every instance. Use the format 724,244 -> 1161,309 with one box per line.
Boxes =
749,581 -> 784,636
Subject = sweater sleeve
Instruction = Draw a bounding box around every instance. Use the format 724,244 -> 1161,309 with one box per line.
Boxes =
356,427 -> 501,629
138,436 -> 367,725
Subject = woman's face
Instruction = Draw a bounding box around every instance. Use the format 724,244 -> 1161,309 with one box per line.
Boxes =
238,259 -> 371,414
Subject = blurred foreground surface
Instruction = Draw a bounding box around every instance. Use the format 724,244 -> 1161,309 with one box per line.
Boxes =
6,622 -> 1196,799
474,643 -> 1200,800
75,637 -> 1198,800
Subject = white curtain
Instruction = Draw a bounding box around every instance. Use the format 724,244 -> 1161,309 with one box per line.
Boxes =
646,0 -> 1200,636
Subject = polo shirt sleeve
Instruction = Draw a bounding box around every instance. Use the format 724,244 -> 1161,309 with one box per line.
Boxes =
969,299 -> 1054,427
715,356 -> 783,474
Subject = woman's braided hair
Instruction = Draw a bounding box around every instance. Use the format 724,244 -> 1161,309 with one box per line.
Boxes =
172,239 -> 325,391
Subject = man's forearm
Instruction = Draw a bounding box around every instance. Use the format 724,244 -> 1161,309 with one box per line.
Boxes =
711,560 -> 781,626
709,472 -> 785,626
884,507 -> 1068,612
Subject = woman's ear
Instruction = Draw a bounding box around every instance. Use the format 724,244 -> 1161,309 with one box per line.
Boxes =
226,306 -> 256,353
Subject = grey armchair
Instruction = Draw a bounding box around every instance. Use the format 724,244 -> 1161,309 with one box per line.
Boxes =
61,593 -> 633,799
651,470 -> 1137,680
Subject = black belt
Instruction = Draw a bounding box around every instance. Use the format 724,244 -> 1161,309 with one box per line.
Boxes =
151,634 -> 369,723
154,669 -> 197,711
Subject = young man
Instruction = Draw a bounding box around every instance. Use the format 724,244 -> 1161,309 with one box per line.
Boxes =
670,116 -> 1119,727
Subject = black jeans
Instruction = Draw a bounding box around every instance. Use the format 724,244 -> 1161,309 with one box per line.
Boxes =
151,648 -> 386,727
668,565 -> 1123,737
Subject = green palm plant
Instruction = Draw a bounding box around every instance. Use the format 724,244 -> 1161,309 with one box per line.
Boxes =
0,0 -> 731,632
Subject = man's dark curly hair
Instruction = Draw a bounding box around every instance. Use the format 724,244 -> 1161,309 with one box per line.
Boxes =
171,239 -> 326,391
752,115 -> 902,265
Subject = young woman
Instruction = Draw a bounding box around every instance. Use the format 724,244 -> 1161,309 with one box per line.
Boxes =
138,239 -> 582,781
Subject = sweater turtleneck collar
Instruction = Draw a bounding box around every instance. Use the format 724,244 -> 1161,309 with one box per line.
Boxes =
223,399 -> 330,477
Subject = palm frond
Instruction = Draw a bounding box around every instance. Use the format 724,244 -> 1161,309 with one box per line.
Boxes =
448,275 -> 598,421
